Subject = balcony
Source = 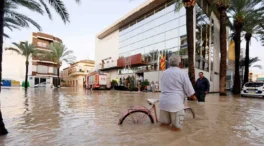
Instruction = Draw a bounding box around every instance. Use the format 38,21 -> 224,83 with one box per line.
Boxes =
68,69 -> 89,76
32,56 -> 56,64
97,60 -> 118,71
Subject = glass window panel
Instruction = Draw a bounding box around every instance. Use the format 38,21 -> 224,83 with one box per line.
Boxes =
179,7 -> 186,16
160,24 -> 166,33
166,37 -> 179,49
165,11 -> 175,22
156,33 -> 165,43
134,34 -> 139,42
154,41 -> 165,51
144,30 -> 151,38
179,25 -> 186,36
145,37 -> 152,46
165,28 -> 178,40
141,18 -> 147,26
149,14 -> 155,22
156,17 -> 163,27
162,13 -> 170,24
130,24 -> 136,31
179,16 -> 186,26
134,22 -> 139,30
166,3 -> 175,12
165,19 -> 179,31
156,26 -> 162,35
130,29 -> 135,38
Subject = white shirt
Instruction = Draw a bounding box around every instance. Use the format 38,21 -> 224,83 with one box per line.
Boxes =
159,67 -> 195,112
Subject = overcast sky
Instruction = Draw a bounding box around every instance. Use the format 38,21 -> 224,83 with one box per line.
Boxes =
4,0 -> 264,73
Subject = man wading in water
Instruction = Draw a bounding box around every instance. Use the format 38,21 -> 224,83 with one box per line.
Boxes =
195,72 -> 210,102
159,55 -> 196,131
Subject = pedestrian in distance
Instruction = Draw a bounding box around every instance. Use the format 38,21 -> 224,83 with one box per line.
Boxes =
195,72 -> 210,102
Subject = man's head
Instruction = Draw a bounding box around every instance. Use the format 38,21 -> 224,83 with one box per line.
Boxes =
169,54 -> 181,67
199,72 -> 204,79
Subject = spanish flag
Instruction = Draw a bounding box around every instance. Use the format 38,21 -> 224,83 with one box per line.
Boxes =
160,51 -> 166,70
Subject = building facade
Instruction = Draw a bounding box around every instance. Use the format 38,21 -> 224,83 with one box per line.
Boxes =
95,0 -> 227,92
28,32 -> 62,87
2,45 -> 26,85
60,60 -> 95,87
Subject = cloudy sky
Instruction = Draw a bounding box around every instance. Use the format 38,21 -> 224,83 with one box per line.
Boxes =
4,0 -> 264,73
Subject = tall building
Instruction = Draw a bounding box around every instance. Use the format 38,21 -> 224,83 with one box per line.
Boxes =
28,32 -> 62,87
60,60 -> 95,87
95,0 -> 227,92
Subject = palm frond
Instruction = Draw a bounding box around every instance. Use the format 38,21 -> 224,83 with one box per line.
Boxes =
47,0 -> 69,23
43,42 -> 75,66
253,65 -> 262,69
39,0 -> 52,19
3,33 -> 10,38
5,47 -> 22,55
5,10 -> 42,31
7,0 -> 43,14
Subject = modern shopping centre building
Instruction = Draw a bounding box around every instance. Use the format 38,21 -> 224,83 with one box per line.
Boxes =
95,0 -> 233,92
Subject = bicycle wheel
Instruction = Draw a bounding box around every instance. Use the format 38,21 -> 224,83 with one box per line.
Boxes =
119,110 -> 154,125
184,108 -> 195,119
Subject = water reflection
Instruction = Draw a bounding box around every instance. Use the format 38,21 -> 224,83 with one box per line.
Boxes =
0,89 -> 264,145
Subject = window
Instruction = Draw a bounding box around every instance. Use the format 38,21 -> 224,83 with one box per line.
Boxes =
37,42 -> 47,47
53,67 -> 58,74
37,65 -> 48,73
245,83 -> 264,87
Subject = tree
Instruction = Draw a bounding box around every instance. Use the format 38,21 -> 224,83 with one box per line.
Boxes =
40,42 -> 75,87
215,0 -> 230,96
5,41 -> 39,89
174,0 -> 196,86
0,0 -> 80,136
240,57 -> 262,69
243,17 -> 264,85
227,0 -> 264,94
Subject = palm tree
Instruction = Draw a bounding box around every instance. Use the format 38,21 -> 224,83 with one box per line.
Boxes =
240,57 -> 262,70
227,0 -> 264,94
0,0 -> 80,136
174,0 -> 196,86
5,41 -> 39,89
40,42 -> 75,87
216,0 -> 230,96
243,15 -> 264,85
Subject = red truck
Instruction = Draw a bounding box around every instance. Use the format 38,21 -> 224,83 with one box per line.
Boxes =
86,71 -> 111,89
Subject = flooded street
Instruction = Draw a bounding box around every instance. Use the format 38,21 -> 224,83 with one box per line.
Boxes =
0,88 -> 264,146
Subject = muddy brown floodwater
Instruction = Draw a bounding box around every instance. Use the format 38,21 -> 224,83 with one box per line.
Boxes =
0,88 -> 264,146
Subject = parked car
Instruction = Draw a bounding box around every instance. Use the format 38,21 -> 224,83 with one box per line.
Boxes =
241,82 -> 264,97
34,82 -> 46,88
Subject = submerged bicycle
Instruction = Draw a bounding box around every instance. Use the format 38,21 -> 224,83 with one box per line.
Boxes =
118,99 -> 195,125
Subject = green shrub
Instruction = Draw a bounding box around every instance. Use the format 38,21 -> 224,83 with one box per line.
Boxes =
141,79 -> 150,90
111,80 -> 118,87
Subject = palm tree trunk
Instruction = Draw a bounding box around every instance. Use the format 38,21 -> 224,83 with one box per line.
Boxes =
232,21 -> 243,94
218,5 -> 227,96
244,33 -> 251,84
0,0 -> 8,135
25,61 -> 29,89
57,67 -> 60,88
185,6 -> 195,86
